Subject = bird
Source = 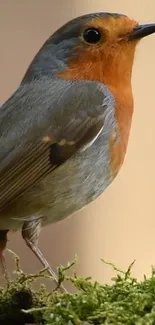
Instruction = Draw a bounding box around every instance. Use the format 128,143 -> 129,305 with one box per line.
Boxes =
0,12 -> 155,291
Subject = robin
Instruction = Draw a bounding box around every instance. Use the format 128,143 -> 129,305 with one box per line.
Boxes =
0,12 -> 155,291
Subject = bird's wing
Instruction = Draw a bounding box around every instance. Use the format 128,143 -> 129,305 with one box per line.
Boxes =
0,77 -> 115,210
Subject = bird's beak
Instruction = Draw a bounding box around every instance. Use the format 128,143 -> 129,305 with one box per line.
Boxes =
127,23 -> 155,40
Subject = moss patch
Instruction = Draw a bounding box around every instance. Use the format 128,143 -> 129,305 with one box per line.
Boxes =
1,253 -> 155,325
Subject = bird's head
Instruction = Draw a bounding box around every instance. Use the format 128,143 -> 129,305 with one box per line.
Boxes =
23,12 -> 155,90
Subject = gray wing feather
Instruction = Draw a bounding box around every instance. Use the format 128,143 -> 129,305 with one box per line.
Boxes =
0,77 -> 114,209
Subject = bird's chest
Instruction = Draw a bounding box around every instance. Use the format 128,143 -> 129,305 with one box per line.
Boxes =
107,85 -> 133,178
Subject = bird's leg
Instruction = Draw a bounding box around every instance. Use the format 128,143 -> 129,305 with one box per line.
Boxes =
0,230 -> 9,282
22,219 -> 67,293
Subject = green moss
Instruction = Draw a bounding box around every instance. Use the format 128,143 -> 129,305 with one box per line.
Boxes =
1,252 -> 155,325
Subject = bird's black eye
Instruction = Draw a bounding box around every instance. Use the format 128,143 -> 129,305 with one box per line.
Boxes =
83,28 -> 101,44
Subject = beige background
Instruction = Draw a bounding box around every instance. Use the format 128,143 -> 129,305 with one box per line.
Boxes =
1,0 -> 155,288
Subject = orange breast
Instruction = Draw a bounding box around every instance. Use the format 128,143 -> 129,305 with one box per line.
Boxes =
108,85 -> 133,178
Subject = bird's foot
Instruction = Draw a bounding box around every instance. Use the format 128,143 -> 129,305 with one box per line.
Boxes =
24,238 -> 67,293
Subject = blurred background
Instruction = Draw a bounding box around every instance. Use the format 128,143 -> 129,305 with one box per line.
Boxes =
0,0 -> 155,288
